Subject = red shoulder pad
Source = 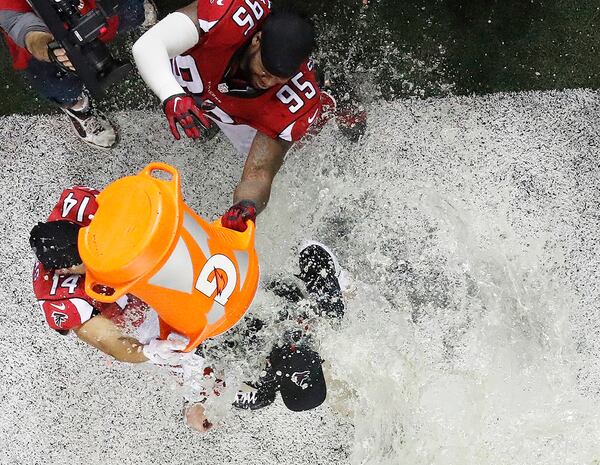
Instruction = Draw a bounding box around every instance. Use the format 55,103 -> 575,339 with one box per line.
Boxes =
38,298 -> 95,331
47,186 -> 99,226
276,61 -> 322,142
33,263 -> 90,302
197,0 -> 236,33
198,0 -> 271,38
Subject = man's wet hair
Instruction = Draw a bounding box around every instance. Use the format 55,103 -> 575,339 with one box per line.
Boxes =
260,9 -> 316,78
29,221 -> 82,270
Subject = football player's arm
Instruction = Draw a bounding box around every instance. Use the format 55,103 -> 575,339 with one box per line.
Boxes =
74,314 -> 148,363
132,1 -> 202,102
234,132 -> 291,214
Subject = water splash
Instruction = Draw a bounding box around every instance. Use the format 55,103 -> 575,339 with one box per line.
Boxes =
3,90 -> 600,464
257,92 -> 600,464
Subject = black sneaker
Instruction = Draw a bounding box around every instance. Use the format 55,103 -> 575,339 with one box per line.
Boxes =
61,95 -> 118,149
298,241 -> 345,320
232,382 -> 277,410
233,355 -> 279,410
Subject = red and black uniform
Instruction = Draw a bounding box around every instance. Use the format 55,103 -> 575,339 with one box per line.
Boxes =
171,0 -> 322,143
33,186 -> 145,333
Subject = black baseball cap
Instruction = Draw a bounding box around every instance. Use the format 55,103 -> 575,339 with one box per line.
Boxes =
272,344 -> 327,412
260,10 -> 316,78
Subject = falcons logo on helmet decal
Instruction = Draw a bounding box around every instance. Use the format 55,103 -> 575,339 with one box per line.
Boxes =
51,311 -> 69,328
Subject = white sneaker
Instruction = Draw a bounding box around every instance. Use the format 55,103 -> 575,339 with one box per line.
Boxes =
142,0 -> 158,28
61,96 -> 118,149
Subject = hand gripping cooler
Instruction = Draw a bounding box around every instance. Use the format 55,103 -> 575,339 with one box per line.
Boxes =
78,162 -> 260,352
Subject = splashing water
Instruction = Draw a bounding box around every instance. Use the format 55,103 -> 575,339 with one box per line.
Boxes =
254,91 -> 600,464
172,90 -> 600,463
3,90 -> 600,464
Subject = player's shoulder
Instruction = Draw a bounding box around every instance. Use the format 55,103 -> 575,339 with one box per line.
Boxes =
273,59 -> 322,142
33,265 -> 85,299
296,59 -> 321,94
278,59 -> 321,104
197,0 -> 271,35
196,0 -> 241,33
47,185 -> 99,225
33,264 -> 96,331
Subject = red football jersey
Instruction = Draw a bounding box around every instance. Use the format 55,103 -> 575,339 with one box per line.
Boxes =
33,187 -> 145,332
47,186 -> 100,225
170,0 -> 322,142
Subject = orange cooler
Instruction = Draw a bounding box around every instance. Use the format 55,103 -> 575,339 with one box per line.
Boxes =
78,162 -> 259,352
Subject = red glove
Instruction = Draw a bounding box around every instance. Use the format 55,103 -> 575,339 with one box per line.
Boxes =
221,201 -> 257,232
163,93 -> 212,140
336,104 -> 367,143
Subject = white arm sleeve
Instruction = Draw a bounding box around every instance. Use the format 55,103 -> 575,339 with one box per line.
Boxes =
132,12 -> 200,103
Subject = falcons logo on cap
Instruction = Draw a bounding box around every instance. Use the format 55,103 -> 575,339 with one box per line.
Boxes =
291,371 -> 311,390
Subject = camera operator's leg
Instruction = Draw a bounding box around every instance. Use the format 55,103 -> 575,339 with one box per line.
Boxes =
25,59 -> 83,106
24,60 -> 118,149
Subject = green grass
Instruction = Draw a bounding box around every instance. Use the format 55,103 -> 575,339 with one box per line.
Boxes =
2,0 -> 600,114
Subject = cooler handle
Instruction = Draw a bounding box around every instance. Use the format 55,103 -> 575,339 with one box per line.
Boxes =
211,218 -> 256,250
140,162 -> 181,200
84,275 -> 131,303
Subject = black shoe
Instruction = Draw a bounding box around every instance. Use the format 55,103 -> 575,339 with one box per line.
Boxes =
232,382 -> 277,410
233,354 -> 280,410
298,241 -> 345,320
